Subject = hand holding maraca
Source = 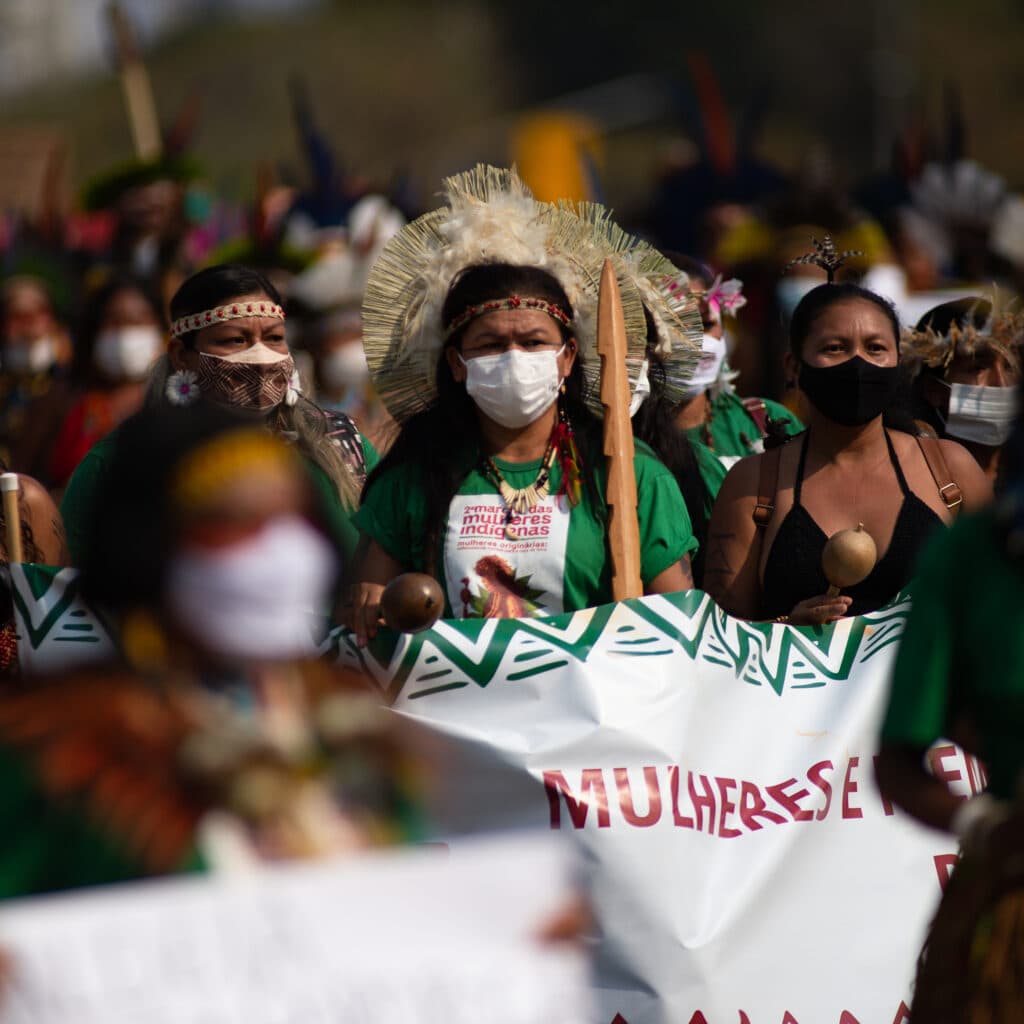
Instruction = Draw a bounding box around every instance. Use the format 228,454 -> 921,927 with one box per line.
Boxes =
784,524 -> 878,626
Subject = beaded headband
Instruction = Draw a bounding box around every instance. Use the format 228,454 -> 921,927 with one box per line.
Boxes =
442,294 -> 572,342
170,301 -> 286,340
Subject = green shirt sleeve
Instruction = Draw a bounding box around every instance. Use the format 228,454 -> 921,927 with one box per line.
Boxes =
880,523 -> 958,749
352,463 -> 428,570
634,445 -> 699,583
59,435 -> 116,567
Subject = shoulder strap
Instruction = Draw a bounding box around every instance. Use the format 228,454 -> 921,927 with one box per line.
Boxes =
741,397 -> 770,438
753,445 -> 783,527
914,435 -> 963,514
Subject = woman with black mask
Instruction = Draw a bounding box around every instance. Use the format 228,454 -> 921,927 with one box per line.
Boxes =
704,280 -> 990,624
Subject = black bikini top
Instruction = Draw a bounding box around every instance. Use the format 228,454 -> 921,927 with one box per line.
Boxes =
760,430 -> 945,618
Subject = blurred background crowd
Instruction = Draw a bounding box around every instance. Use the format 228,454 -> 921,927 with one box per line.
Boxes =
1,0 -> 1022,490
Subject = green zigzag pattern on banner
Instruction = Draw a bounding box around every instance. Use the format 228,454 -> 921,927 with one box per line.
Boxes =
322,590 -> 911,702
9,564 -> 113,653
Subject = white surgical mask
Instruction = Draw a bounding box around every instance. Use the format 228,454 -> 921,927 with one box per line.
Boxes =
165,517 -> 338,661
682,333 -> 729,399
941,381 -> 1019,447
629,358 -> 651,417
459,346 -> 565,428
776,278 -> 817,321
4,336 -> 57,375
320,344 -> 369,393
94,326 -> 163,381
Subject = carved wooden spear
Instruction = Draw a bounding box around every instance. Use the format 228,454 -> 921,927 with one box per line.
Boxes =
108,2 -> 162,160
597,258 -> 642,600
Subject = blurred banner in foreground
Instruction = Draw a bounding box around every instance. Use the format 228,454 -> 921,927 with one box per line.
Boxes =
0,833 -> 588,1024
13,570 -> 966,1023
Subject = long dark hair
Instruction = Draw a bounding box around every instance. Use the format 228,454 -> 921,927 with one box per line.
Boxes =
364,263 -> 605,571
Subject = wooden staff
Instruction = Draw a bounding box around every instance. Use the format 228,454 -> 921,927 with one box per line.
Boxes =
597,259 -> 642,600
0,474 -> 23,564
108,2 -> 162,161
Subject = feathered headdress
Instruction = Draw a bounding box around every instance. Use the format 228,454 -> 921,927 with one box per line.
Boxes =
900,298 -> 1024,378
361,165 -> 650,423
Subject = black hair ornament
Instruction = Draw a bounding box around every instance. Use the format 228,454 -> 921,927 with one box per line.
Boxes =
784,235 -> 864,285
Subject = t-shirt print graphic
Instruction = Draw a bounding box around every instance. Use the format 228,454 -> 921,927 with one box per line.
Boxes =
444,494 -> 571,619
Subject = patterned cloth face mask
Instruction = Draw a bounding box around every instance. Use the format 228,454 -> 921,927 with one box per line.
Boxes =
196,342 -> 295,411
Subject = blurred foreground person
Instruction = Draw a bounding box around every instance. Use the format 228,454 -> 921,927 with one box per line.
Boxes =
903,298 -> 1022,484
61,264 -> 375,564
707,247 -> 989,625
875,397 -> 1024,1023
0,406 -> 419,899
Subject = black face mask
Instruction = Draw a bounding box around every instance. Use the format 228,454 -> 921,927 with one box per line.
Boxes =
799,356 -> 900,427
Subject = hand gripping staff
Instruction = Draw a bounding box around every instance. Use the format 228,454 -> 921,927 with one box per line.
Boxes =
597,259 -> 642,600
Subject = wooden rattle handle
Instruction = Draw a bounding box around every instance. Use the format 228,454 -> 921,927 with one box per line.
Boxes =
0,474 -> 23,564
826,585 -> 840,598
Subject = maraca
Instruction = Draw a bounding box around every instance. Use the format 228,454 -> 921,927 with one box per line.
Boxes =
380,573 -> 445,632
821,523 -> 878,597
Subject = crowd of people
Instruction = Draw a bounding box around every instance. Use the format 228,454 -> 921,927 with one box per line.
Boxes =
1,108 -> 1024,1016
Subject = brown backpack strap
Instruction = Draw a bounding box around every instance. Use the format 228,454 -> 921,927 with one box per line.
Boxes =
753,444 -> 783,527
914,435 -> 963,514
742,397 -> 770,438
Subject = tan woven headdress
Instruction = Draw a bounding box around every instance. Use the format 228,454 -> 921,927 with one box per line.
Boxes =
361,165 -> 654,423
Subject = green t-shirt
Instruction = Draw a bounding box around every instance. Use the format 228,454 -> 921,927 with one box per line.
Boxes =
881,510 -> 1024,800
685,390 -> 802,464
354,441 -> 697,617
60,428 -> 378,566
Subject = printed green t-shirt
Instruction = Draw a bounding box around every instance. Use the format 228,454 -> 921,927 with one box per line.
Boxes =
881,510 -> 1024,800
354,441 -> 697,617
60,429 -> 377,566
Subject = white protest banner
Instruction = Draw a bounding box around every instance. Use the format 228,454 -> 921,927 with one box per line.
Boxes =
11,569 -> 966,1024
322,590 -> 967,1024
0,833 -> 589,1024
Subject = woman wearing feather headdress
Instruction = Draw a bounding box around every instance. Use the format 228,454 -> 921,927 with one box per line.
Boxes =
705,239 -> 990,626
902,297 -> 1022,484
344,167 -> 698,644
0,404 -> 420,898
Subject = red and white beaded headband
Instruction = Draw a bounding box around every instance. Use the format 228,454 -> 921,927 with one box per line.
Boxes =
442,294 -> 572,342
170,300 -> 286,340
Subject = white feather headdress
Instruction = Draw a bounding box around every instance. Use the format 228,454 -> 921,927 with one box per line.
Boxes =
361,165 -> 652,423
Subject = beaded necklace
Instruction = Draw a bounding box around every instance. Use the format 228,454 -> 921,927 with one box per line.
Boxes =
480,442 -> 557,541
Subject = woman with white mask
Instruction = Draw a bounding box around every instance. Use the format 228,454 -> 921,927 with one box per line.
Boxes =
61,265 -> 376,566
345,167 -> 697,644
42,277 -> 165,490
0,405 -> 422,897
902,298 -> 1022,484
